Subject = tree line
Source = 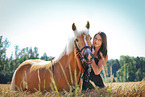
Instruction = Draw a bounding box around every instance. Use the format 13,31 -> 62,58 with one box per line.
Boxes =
0,36 -> 144,83
101,55 -> 145,83
0,36 -> 54,83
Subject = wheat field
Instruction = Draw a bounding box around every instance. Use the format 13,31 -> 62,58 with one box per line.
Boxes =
0,80 -> 145,97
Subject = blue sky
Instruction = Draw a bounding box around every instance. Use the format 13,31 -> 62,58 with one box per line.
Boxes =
0,0 -> 145,59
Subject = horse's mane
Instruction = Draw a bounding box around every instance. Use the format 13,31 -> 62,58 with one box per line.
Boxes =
55,28 -> 89,61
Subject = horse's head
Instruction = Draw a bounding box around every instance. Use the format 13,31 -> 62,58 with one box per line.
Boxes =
72,21 -> 94,70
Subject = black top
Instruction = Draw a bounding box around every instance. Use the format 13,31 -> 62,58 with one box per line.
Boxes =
82,57 -> 105,90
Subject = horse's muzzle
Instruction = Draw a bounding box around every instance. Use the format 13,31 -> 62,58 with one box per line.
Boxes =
82,48 -> 94,65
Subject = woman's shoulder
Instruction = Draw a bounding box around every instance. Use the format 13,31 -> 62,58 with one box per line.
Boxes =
102,53 -> 108,63
94,53 -> 108,61
99,53 -> 108,63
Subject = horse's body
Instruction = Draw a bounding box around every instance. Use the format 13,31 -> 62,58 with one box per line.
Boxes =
11,21 -> 93,92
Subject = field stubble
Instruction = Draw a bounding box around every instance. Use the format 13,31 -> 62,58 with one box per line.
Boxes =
0,81 -> 145,97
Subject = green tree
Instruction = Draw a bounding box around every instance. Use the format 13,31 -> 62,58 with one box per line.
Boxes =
135,57 -> 145,81
40,53 -> 55,61
14,46 -> 39,66
0,36 -> 10,83
41,52 -> 48,61
117,55 -> 145,82
117,56 -> 134,82
0,36 -> 40,83
105,59 -> 120,77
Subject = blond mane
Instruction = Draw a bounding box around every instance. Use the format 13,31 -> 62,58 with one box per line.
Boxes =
55,28 -> 89,61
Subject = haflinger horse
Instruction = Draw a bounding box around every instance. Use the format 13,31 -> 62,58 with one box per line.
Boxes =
11,21 -> 93,92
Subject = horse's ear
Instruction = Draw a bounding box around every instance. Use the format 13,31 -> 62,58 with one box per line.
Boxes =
72,23 -> 76,31
86,21 -> 90,29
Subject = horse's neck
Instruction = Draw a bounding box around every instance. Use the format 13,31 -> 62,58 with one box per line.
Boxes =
55,49 -> 78,72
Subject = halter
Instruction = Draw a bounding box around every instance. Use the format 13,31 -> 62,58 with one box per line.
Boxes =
74,39 -> 91,55
74,39 -> 93,65
74,39 -> 94,86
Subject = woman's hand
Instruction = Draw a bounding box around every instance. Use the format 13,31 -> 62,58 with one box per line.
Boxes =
92,48 -> 95,55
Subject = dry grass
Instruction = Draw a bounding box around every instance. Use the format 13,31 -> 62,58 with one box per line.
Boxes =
0,81 -> 145,97
105,81 -> 145,97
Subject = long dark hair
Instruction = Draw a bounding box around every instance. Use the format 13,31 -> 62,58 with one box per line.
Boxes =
93,32 -> 107,59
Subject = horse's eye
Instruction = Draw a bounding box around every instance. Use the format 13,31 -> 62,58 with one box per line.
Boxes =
76,39 -> 79,42
90,37 -> 92,40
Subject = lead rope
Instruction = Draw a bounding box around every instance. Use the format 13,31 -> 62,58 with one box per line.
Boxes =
84,64 -> 92,82
73,39 -> 92,91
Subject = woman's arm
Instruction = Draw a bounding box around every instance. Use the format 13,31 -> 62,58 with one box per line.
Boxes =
91,54 -> 108,75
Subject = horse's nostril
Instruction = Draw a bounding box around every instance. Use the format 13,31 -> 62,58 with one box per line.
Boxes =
84,53 -> 92,61
88,54 -> 92,61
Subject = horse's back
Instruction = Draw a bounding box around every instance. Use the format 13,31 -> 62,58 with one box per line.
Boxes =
11,59 -> 52,91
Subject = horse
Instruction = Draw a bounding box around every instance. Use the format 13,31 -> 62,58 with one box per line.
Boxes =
10,21 -> 93,92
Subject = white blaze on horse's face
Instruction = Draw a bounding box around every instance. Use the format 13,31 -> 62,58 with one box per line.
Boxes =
84,34 -> 88,46
72,21 -> 91,48
72,21 -> 93,64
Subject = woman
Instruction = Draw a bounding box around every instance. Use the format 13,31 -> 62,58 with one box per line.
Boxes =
75,32 -> 108,91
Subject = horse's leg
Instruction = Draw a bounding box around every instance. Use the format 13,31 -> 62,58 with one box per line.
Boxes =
11,63 -> 31,91
11,70 -> 17,91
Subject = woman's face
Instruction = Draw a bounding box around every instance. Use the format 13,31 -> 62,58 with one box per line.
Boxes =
93,34 -> 102,49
